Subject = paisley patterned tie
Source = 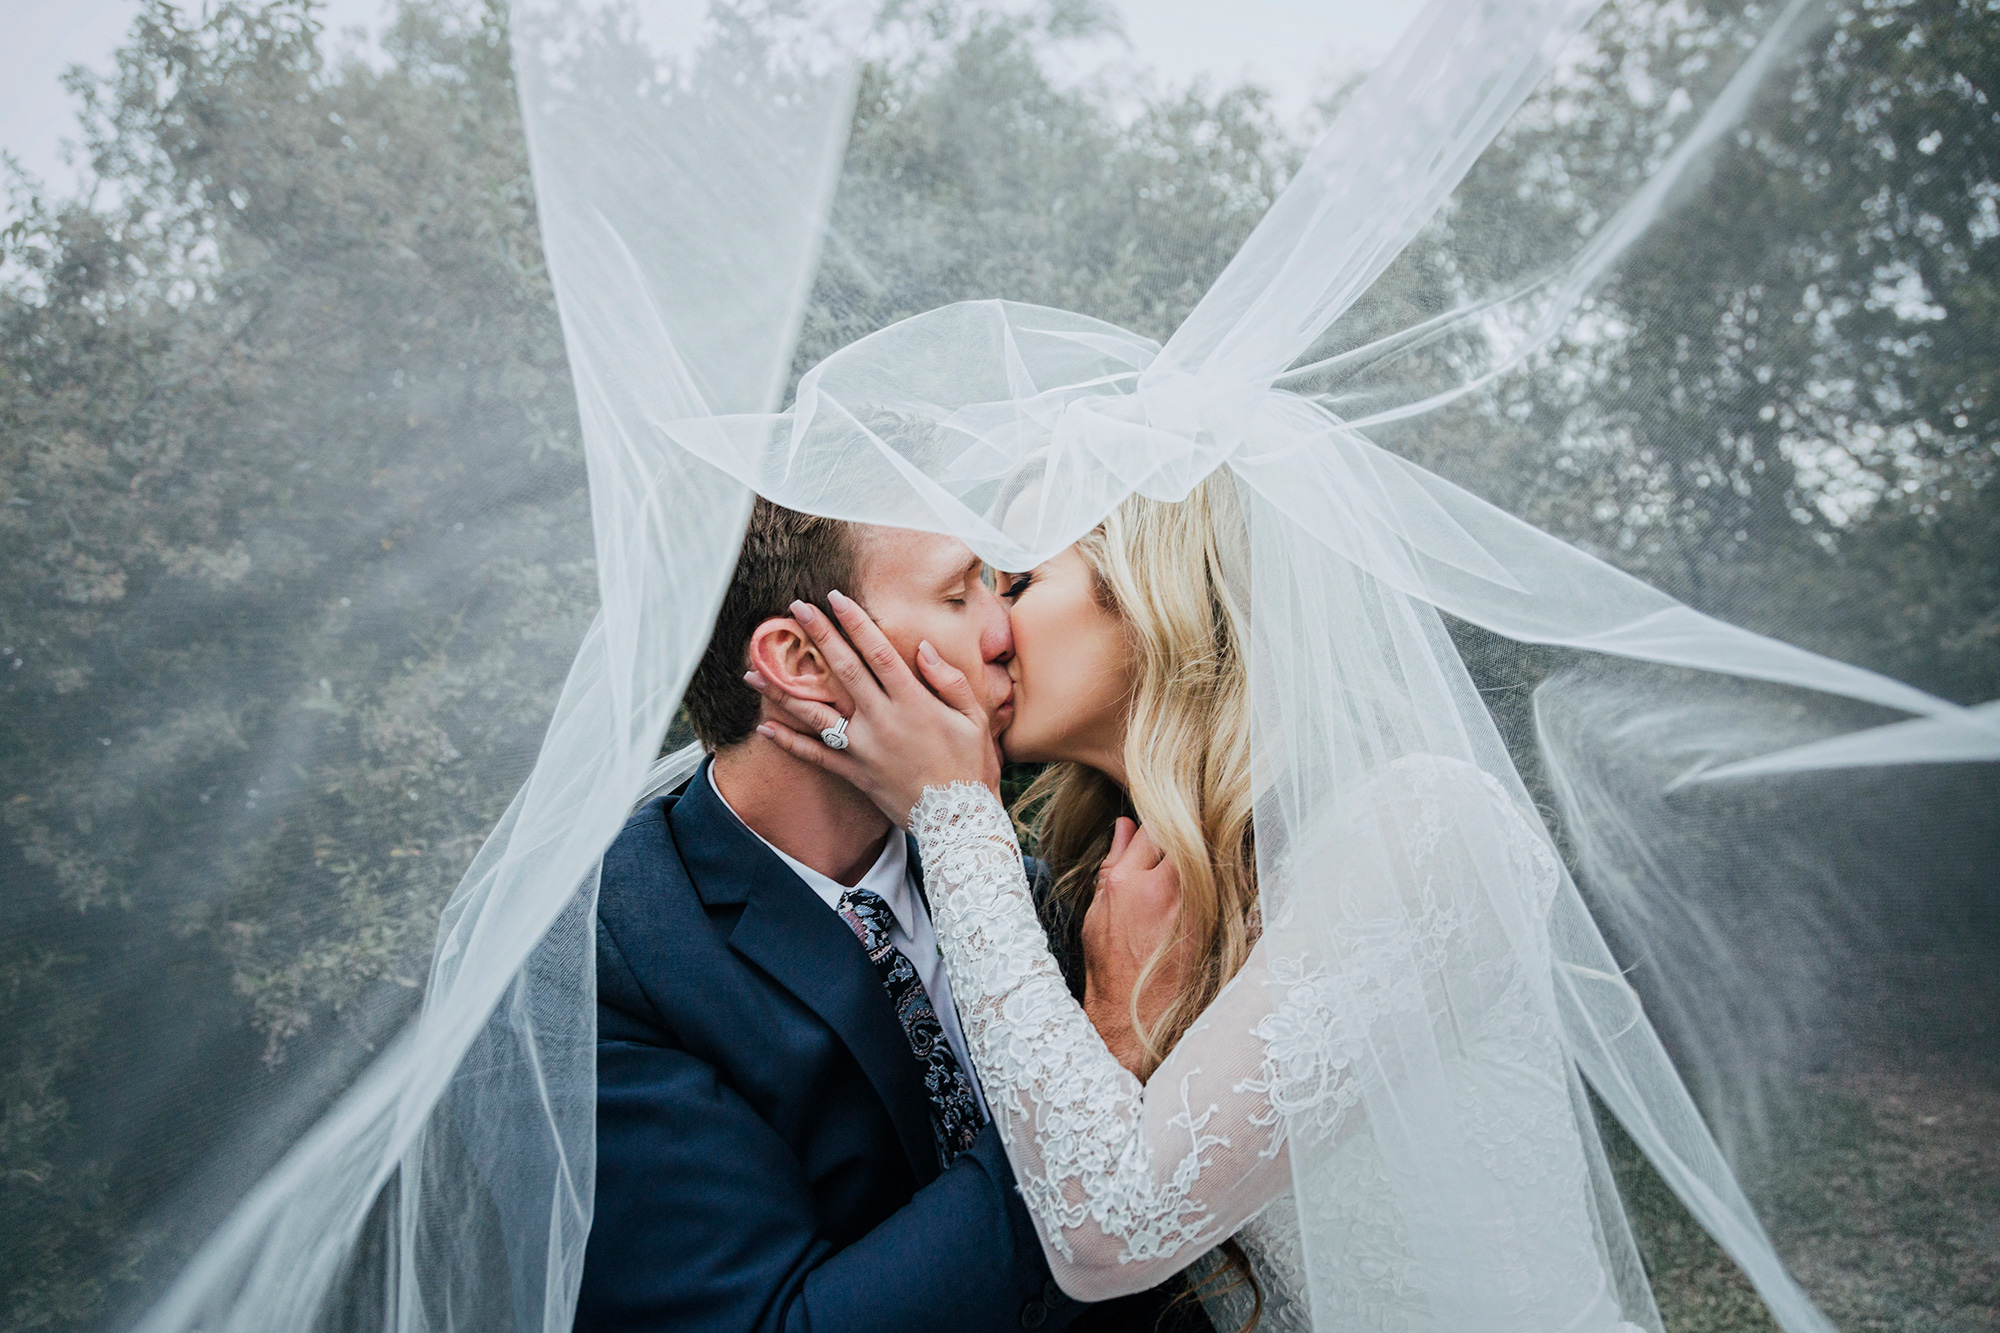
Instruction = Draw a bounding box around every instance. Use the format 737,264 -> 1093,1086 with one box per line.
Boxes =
834,885 -> 985,1168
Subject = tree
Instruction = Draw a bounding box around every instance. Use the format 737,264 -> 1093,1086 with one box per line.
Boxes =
1431,0 -> 1998,702
1,3 -> 592,1321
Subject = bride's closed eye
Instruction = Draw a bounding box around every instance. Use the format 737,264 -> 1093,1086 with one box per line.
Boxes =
1002,571 -> 1035,601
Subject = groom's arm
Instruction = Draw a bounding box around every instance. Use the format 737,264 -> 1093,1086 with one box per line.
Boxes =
579,1022 -> 1088,1333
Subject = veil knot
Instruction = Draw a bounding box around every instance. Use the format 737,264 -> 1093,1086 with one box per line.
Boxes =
1044,367 -> 1266,501
783,300 -> 1278,510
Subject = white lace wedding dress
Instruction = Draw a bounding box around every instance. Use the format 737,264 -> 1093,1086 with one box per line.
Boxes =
910,757 -> 1644,1333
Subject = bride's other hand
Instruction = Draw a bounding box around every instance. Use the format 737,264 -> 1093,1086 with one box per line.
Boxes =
1081,818 -> 1192,1078
749,589 -> 1001,825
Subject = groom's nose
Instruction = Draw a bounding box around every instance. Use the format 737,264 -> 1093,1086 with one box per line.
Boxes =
978,586 -> 1014,667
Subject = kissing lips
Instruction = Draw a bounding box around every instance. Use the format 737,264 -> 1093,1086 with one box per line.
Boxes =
990,691 -> 1016,736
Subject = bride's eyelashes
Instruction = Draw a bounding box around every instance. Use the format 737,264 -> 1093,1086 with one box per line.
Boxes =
1002,572 -> 1034,601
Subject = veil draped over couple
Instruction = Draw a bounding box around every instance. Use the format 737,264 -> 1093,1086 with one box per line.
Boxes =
676,478 -> 1631,1333
132,0 -> 1998,1331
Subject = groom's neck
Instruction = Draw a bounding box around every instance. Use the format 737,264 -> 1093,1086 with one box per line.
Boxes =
709,740 -> 893,889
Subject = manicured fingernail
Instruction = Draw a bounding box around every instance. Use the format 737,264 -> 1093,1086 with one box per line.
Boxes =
827,589 -> 850,608
755,723 -> 776,739
790,600 -> 816,623
918,640 -> 940,665
743,670 -> 767,689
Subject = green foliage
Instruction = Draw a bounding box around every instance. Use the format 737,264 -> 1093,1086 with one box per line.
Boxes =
1422,0 -> 2000,701
1,1 -> 593,1320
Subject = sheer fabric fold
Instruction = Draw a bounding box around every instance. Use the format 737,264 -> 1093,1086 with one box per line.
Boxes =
132,5 -> 844,1327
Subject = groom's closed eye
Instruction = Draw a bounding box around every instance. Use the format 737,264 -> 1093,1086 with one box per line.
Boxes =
940,554 -> 985,608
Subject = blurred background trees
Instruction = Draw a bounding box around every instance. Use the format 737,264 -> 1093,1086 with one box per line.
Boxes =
0,3 -> 593,1321
1,0 -> 1991,1327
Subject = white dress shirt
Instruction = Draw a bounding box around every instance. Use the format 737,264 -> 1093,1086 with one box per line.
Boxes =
707,766 -> 988,1117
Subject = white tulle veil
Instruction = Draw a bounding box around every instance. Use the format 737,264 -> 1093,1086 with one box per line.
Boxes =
14,0 -> 1991,1329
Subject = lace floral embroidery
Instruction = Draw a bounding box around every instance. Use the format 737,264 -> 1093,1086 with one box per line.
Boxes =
1241,898 -> 1461,1153
911,781 -> 1224,1265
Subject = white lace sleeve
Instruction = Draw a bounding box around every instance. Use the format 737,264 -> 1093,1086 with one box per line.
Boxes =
911,760 -> 1572,1307
910,781 -> 1297,1301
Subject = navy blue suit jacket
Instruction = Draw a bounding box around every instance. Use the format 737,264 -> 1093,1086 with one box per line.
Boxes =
576,761 -> 1205,1333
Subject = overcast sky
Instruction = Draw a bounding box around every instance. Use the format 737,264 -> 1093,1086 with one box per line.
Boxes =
1,1 -> 1424,203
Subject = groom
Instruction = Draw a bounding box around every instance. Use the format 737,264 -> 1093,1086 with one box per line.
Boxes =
576,501 -> 1205,1332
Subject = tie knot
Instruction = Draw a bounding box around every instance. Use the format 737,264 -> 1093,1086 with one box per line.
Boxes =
837,886 -> 895,952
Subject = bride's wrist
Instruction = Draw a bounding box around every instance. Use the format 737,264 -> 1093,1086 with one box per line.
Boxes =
907,776 -> 1008,833
913,775 -> 998,800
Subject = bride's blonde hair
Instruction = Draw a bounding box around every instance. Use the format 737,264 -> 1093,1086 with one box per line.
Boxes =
1017,468 -> 1258,1078
1015,470 -> 1262,1326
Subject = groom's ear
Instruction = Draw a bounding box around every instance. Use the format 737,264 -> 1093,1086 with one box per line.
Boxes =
745,615 -> 841,705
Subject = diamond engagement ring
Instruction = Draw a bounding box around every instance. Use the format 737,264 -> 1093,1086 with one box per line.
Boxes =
819,715 -> 850,750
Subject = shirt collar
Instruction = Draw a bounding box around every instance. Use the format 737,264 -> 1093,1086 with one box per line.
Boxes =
706,765 -> 917,938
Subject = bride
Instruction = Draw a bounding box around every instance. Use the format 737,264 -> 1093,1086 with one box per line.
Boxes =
748,474 -> 1643,1333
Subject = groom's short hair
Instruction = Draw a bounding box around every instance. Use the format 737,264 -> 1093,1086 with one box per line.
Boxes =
683,498 -> 857,750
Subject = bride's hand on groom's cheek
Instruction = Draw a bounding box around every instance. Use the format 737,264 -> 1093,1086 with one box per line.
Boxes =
1082,818 -> 1193,1079
745,590 -> 1002,825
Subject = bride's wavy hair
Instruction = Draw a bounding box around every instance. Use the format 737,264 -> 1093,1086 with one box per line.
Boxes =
1014,470 -> 1262,1324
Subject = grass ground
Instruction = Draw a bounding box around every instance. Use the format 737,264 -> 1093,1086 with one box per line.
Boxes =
1606,1060 -> 1998,1332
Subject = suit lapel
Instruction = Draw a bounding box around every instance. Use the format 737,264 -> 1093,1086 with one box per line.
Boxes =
671,763 -> 939,1185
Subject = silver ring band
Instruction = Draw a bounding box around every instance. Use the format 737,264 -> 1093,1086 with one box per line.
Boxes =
819,715 -> 850,751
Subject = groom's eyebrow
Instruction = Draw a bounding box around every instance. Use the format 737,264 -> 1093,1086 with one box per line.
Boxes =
928,551 -> 982,594
947,552 -> 983,592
